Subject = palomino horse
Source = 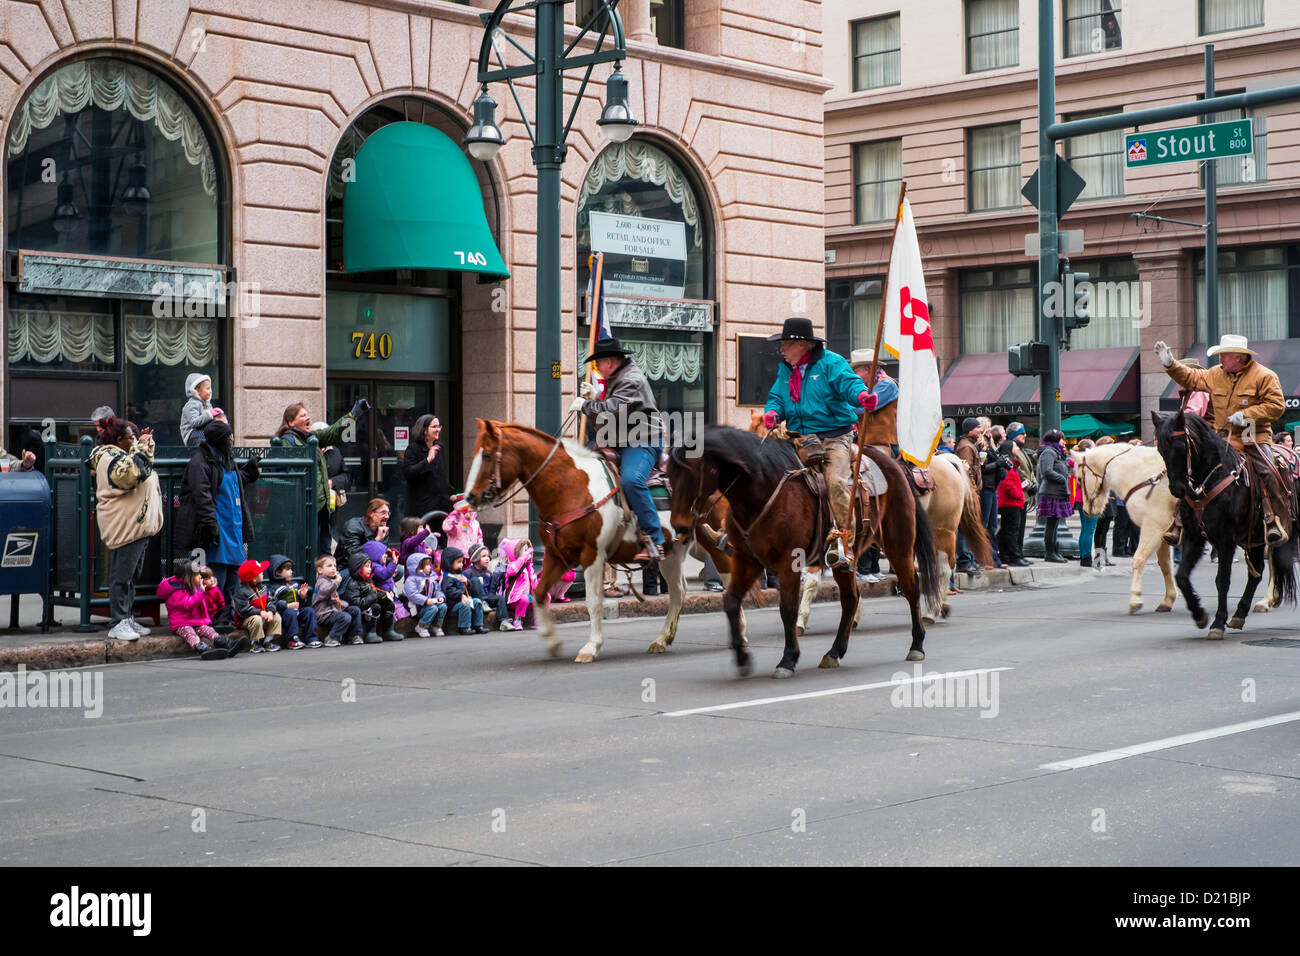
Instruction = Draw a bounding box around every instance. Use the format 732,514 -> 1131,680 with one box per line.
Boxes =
464,419 -> 686,663
1071,443 -> 1178,615
1151,411 -> 1297,639
669,425 -> 943,677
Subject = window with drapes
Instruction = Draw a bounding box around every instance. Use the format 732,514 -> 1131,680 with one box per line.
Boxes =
1063,0 -> 1122,57
1065,109 -> 1125,200
1200,0 -> 1263,35
960,266 -> 1036,354
853,15 -> 901,91
826,277 -> 885,359
1202,97 -> 1268,187
967,0 -> 1019,73
1062,257 -> 1139,348
968,123 -> 1021,211
1195,246 -> 1297,343
854,140 -> 902,224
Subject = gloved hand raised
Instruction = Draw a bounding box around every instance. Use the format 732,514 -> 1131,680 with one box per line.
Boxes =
1153,341 -> 1174,368
350,397 -> 371,417
762,410 -> 779,430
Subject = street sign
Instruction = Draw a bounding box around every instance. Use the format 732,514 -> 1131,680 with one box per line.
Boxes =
1022,156 -> 1088,219
1025,229 -> 1083,257
1125,119 -> 1253,168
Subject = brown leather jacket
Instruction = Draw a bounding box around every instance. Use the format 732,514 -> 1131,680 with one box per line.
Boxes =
1167,357 -> 1283,444
955,436 -> 983,491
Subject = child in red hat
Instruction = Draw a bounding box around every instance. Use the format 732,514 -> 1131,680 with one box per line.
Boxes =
233,559 -> 283,652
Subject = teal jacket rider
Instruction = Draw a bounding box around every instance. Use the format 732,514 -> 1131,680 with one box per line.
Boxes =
764,344 -> 868,436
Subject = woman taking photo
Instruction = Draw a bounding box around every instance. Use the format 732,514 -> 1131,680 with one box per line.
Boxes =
403,413 -> 453,521
276,398 -> 369,556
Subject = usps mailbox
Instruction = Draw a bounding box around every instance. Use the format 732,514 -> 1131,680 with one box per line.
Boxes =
0,471 -> 52,626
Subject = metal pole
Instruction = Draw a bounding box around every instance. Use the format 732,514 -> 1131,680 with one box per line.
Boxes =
1205,44 -> 1218,350
76,435 -> 95,632
1037,0 -> 1060,437
529,0 -> 566,562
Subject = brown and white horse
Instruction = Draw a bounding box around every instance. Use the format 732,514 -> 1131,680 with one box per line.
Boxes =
464,419 -> 686,663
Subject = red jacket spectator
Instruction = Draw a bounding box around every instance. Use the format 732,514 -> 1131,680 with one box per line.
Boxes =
997,462 -> 1024,509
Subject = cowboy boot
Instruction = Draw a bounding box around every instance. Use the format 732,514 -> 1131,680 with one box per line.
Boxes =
1162,514 -> 1182,547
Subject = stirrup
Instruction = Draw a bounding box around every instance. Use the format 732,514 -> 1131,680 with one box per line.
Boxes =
1266,518 -> 1287,545
1162,526 -> 1181,547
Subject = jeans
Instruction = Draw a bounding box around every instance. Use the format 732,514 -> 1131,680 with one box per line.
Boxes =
454,597 -> 485,631
701,553 -> 724,588
107,536 -> 150,625
417,601 -> 449,628
955,529 -> 975,570
321,605 -> 361,642
281,606 -> 316,642
980,489 -> 1000,563
1077,504 -> 1099,561
620,444 -> 664,546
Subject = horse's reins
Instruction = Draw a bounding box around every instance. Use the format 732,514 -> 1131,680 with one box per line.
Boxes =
1079,444 -> 1168,506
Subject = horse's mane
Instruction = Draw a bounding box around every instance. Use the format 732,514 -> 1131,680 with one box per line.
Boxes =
697,424 -> 800,484
1182,412 -> 1238,470
484,420 -> 599,462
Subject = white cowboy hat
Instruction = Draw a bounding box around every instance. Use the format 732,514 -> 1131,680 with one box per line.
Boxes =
1206,334 -> 1256,357
850,348 -> 875,368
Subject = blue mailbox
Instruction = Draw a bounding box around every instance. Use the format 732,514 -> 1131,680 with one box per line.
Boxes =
0,471 -> 52,626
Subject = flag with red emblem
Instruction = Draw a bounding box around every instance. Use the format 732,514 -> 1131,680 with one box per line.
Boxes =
881,194 -> 943,467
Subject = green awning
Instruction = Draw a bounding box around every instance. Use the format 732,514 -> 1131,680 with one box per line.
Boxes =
1060,413 -> 1135,439
343,122 -> 509,279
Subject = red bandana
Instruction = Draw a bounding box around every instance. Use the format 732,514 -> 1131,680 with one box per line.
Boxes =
788,352 -> 813,403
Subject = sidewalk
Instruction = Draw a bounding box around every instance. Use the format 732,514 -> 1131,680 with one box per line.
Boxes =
0,559 -> 1089,670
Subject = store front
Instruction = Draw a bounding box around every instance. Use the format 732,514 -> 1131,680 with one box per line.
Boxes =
4,55 -> 229,454
576,140 -> 714,425
324,101 -> 507,527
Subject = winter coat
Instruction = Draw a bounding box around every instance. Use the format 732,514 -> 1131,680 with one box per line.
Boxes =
403,440 -> 453,518
581,356 -> 663,448
202,585 -> 226,620
279,414 -> 357,513
442,509 -> 483,554
90,439 -> 164,550
1167,356 -> 1284,443
335,515 -> 383,576
399,529 -> 439,567
439,547 -> 473,604
763,344 -> 866,437
267,553 -> 308,612
1035,442 -> 1071,500
954,436 -> 983,492
342,551 -> 388,615
362,539 -> 402,593
403,553 -> 443,607
500,538 -> 537,607
313,573 -> 347,616
232,580 -> 273,622
174,421 -> 259,557
179,373 -> 216,446
996,462 -> 1025,509
158,577 -> 211,629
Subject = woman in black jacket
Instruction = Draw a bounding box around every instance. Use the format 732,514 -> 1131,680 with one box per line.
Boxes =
403,414 -> 453,520
175,419 -> 260,603
1035,429 -> 1073,564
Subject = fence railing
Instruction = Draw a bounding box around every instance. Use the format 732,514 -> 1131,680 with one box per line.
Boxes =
44,436 -> 318,631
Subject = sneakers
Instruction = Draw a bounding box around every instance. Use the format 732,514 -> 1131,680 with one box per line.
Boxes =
415,625 -> 430,638
323,638 -> 340,647
264,639 -> 282,652
704,581 -> 724,592
863,573 -> 882,584
474,626 -> 490,634
129,619 -> 151,637
107,620 -> 140,641
511,619 -> 523,631
287,638 -> 306,649
499,619 -> 515,631
433,627 -> 445,637
348,634 -> 364,645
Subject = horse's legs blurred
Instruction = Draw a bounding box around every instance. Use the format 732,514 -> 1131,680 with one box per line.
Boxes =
723,555 -> 760,676
773,557 -> 803,678
648,545 -> 686,654
821,564 -> 858,667
1229,544 -> 1267,630
531,549 -> 567,659
881,509 -> 926,662
795,569 -> 819,636
1154,541 -> 1176,613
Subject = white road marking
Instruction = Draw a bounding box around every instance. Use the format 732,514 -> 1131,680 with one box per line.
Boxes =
662,667 -> 1013,717
1039,710 -> 1300,771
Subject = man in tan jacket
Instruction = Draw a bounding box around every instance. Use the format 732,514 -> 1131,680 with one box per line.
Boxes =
1154,334 -> 1290,544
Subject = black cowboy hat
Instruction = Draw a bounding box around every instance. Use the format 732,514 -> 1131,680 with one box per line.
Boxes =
583,336 -> 631,364
766,317 -> 824,343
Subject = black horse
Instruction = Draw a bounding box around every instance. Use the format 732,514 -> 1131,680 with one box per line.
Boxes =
667,425 -> 942,677
1151,411 -> 1297,639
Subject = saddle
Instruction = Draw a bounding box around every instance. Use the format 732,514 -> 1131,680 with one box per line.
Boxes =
907,465 -> 935,494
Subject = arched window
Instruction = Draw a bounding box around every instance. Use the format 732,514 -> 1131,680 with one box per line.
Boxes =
577,140 -> 713,420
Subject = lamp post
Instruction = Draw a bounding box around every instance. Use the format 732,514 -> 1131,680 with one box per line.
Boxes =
467,1 -> 637,556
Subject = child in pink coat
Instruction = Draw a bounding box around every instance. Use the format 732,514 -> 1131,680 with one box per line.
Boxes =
499,538 -> 538,630
157,559 -> 250,660
442,494 -> 483,554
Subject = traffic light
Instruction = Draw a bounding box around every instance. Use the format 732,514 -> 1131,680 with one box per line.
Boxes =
1009,341 -> 1049,377
1061,262 -> 1091,334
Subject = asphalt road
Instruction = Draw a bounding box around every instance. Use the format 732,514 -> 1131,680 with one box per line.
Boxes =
2,559 -> 1298,867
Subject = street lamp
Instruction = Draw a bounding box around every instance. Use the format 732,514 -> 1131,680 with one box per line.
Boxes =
469,0 -> 635,558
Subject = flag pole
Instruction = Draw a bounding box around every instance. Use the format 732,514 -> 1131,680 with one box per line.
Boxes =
577,252 -> 603,445
853,181 -> 909,485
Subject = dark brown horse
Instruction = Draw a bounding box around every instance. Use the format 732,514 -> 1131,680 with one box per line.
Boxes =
669,425 -> 943,677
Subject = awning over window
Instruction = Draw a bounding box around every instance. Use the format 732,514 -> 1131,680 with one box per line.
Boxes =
941,346 -> 1139,417
1159,339 -> 1300,413
343,122 -> 509,279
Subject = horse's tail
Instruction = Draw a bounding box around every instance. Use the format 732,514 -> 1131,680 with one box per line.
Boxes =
912,501 -> 945,610
1269,537 -> 1297,607
959,479 -> 995,568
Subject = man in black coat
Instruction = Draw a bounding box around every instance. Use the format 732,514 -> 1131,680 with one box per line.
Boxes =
175,420 -> 260,603
403,413 -> 453,520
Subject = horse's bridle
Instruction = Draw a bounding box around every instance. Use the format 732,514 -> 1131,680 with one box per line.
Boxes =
1077,445 -> 1133,504
478,432 -> 563,507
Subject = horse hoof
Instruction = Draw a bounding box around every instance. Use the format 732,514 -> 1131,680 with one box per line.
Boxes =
1208,628 -> 1225,641
772,666 -> 796,679
1194,614 -> 1209,629
646,642 -> 667,654
1155,603 -> 1173,613
794,625 -> 804,638
921,614 -> 936,626
574,652 -> 596,663
905,649 -> 925,662
818,654 -> 839,669
1253,602 -> 1270,614
1128,603 -> 1142,615
1227,616 -> 1245,630
546,642 -> 563,658
939,604 -> 951,620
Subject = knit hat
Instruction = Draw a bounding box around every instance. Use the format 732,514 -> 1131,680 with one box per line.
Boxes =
961,417 -> 981,435
452,493 -> 471,511
237,559 -> 270,583
1007,422 -> 1026,439
468,543 -> 489,565
185,372 -> 212,399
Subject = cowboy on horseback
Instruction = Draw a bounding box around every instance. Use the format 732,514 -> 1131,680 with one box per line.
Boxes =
762,317 -> 878,569
1154,334 -> 1290,545
570,335 -> 666,562
850,348 -> 899,456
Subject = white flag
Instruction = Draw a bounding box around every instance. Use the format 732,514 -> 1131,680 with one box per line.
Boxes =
881,196 -> 943,467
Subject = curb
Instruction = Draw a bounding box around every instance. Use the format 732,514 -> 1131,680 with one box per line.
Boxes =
1,562 -> 1088,671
